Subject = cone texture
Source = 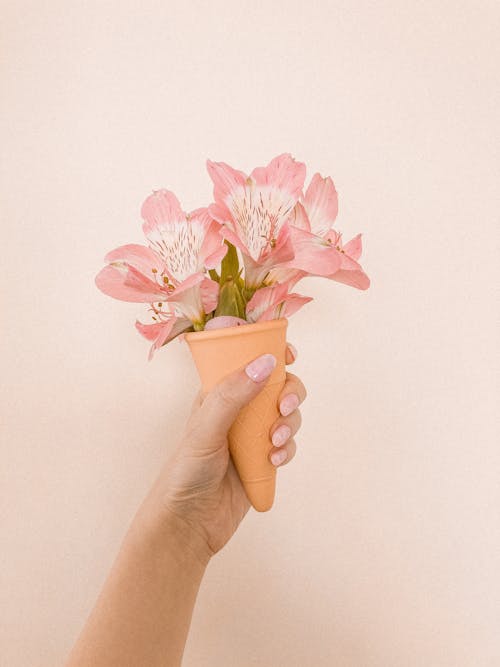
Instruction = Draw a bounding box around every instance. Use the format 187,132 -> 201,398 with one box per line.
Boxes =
185,319 -> 288,511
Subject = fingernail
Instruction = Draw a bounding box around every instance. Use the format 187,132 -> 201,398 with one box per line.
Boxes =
272,424 -> 291,447
271,448 -> 287,466
245,353 -> 276,383
288,343 -> 298,360
280,393 -> 299,416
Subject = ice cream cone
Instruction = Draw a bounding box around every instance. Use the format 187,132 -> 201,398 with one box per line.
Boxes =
185,318 -> 288,512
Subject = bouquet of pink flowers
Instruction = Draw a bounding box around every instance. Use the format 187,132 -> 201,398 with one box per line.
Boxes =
95,153 -> 369,511
95,153 -> 369,360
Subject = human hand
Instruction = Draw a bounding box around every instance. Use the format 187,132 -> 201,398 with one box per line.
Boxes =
143,342 -> 306,563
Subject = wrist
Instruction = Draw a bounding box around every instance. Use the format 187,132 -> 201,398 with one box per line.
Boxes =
130,489 -> 212,570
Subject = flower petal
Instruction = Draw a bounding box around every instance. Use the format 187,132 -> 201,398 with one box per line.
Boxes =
277,293 -> 313,319
342,233 -> 363,261
242,224 -> 296,288
162,274 -> 207,323
265,267 -> 305,288
200,219 -> 228,268
135,316 -> 192,360
302,173 -> 338,238
246,282 -> 312,322
246,282 -> 289,322
249,153 -> 306,200
220,225 -> 252,257
329,269 -> 371,290
285,226 -> 342,275
289,201 -> 311,231
166,272 -> 205,297
206,159 -> 248,205
141,190 -> 211,281
104,244 -> 164,276
200,278 -> 219,313
207,201 -> 233,227
95,264 -> 167,303
141,189 -> 185,235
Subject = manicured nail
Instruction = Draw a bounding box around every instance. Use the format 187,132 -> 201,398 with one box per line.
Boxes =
288,343 -> 298,360
272,424 -> 291,447
271,448 -> 288,466
280,393 -> 299,416
245,354 -> 276,383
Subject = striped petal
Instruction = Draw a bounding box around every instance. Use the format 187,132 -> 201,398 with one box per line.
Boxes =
104,244 -> 164,276
302,173 -> 338,238
207,153 -> 306,262
141,190 -> 214,281
95,263 -> 167,303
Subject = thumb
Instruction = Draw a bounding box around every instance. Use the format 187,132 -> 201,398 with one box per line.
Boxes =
196,353 -> 277,439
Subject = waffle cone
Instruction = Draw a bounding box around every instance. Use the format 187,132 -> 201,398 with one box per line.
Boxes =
185,318 -> 288,512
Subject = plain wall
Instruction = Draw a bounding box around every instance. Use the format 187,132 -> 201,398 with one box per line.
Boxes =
1,1 -> 499,665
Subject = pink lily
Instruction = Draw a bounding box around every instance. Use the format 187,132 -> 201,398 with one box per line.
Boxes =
207,154 -> 344,288
206,153 -> 305,288
95,189 -> 226,349
246,282 -> 313,323
267,173 -> 370,290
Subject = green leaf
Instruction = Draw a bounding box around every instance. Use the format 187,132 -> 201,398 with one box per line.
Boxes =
208,268 -> 220,282
220,241 -> 240,283
215,278 -> 245,318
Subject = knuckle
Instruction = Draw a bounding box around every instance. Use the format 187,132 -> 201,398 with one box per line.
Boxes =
214,384 -> 239,410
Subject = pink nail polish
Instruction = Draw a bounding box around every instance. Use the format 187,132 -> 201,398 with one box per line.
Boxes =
288,343 -> 298,360
271,449 -> 287,466
280,393 -> 299,416
272,424 -> 291,447
245,354 -> 276,383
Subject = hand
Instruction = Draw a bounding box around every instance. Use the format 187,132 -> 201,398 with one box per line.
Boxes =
144,342 -> 306,562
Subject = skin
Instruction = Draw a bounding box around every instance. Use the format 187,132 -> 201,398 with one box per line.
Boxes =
65,342 -> 306,667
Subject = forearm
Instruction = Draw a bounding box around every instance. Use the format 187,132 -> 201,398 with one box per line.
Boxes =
65,496 -> 209,667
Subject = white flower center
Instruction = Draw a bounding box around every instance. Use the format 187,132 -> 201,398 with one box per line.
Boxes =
228,182 -> 295,260
146,218 -> 206,282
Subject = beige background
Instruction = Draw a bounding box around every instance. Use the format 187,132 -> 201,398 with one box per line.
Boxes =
1,1 -> 499,665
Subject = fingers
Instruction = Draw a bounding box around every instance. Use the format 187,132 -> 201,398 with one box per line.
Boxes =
197,353 -> 277,441
269,437 -> 296,467
268,407 -> 301,468
270,409 -> 302,446
268,367 -> 306,468
277,371 -> 307,417
285,342 -> 298,365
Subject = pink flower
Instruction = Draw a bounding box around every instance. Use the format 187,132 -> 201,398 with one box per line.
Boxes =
267,173 -> 370,290
95,158 -> 370,360
246,282 -> 312,323
95,189 -> 227,354
207,154 -> 346,288
135,305 -> 192,361
207,153 -> 307,287
324,230 -> 370,290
